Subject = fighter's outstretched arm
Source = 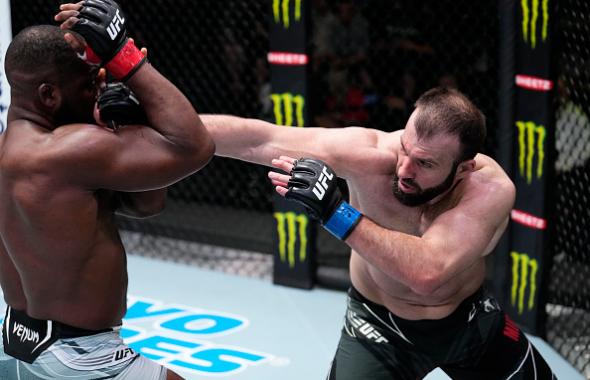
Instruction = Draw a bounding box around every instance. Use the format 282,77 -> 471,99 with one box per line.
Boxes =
200,114 -> 395,179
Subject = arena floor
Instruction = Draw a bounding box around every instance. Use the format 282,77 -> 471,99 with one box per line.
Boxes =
0,254 -> 585,379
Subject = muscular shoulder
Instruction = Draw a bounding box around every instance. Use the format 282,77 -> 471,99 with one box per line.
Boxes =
333,126 -> 399,149
3,121 -> 118,179
422,154 -> 514,258
473,154 -> 514,190
39,124 -> 117,166
323,127 -> 399,178
464,154 -> 516,217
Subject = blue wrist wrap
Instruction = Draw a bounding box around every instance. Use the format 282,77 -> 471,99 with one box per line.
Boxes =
324,202 -> 362,240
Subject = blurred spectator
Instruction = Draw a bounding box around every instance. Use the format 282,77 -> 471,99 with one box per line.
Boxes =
311,0 -> 337,126
256,57 -> 272,121
222,27 -> 246,101
312,0 -> 337,67
328,0 -> 370,60
325,0 -> 370,100
369,70 -> 416,132
311,0 -> 372,128
340,67 -> 371,126
384,1 -> 436,92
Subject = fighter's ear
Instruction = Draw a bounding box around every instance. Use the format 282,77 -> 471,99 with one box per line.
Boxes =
456,159 -> 476,179
37,83 -> 62,111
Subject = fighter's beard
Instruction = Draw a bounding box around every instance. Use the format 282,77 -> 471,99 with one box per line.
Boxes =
391,162 -> 459,207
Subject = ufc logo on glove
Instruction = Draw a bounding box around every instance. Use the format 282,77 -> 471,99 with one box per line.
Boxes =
72,0 -> 147,81
107,9 -> 125,40
312,166 -> 334,200
286,158 -> 361,241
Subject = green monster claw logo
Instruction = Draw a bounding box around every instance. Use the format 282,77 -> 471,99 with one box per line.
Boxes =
273,0 -> 302,28
521,0 -> 549,48
516,121 -> 545,184
271,93 -> 305,127
510,251 -> 538,314
274,212 -> 308,268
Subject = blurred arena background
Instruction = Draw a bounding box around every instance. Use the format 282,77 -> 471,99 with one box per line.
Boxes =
2,0 -> 589,378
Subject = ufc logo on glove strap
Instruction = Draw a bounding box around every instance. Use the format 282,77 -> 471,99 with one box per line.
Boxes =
312,166 -> 334,200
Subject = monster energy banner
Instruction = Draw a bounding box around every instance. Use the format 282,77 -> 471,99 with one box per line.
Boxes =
269,0 -> 315,288
0,0 -> 11,133
503,0 -> 555,334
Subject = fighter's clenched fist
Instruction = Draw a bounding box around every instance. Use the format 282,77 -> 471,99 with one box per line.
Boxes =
55,0 -> 146,81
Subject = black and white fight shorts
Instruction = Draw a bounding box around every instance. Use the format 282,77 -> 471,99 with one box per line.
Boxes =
0,306 -> 167,379
327,286 -> 557,380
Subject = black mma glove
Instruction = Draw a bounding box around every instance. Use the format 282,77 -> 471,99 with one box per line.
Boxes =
97,82 -> 147,129
285,158 -> 362,240
72,0 -> 146,81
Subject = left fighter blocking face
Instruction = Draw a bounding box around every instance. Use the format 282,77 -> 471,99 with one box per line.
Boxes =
52,65 -> 101,126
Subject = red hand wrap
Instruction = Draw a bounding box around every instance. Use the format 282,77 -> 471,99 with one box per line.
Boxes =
79,46 -> 101,66
105,39 -> 147,81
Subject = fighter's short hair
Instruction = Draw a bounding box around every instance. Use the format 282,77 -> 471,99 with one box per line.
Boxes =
414,87 -> 487,162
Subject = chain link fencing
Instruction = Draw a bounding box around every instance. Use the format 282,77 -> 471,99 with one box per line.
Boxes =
546,0 -> 590,376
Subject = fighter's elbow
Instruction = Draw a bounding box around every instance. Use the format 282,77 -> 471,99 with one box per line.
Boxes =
410,266 -> 446,296
182,133 -> 215,171
117,196 -> 167,219
195,135 -> 215,168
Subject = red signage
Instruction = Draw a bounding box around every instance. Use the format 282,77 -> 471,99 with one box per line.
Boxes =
515,74 -> 553,92
267,52 -> 308,66
511,209 -> 547,230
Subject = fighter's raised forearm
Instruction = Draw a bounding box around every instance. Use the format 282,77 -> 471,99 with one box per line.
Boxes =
56,0 -> 212,159
127,65 -> 213,160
